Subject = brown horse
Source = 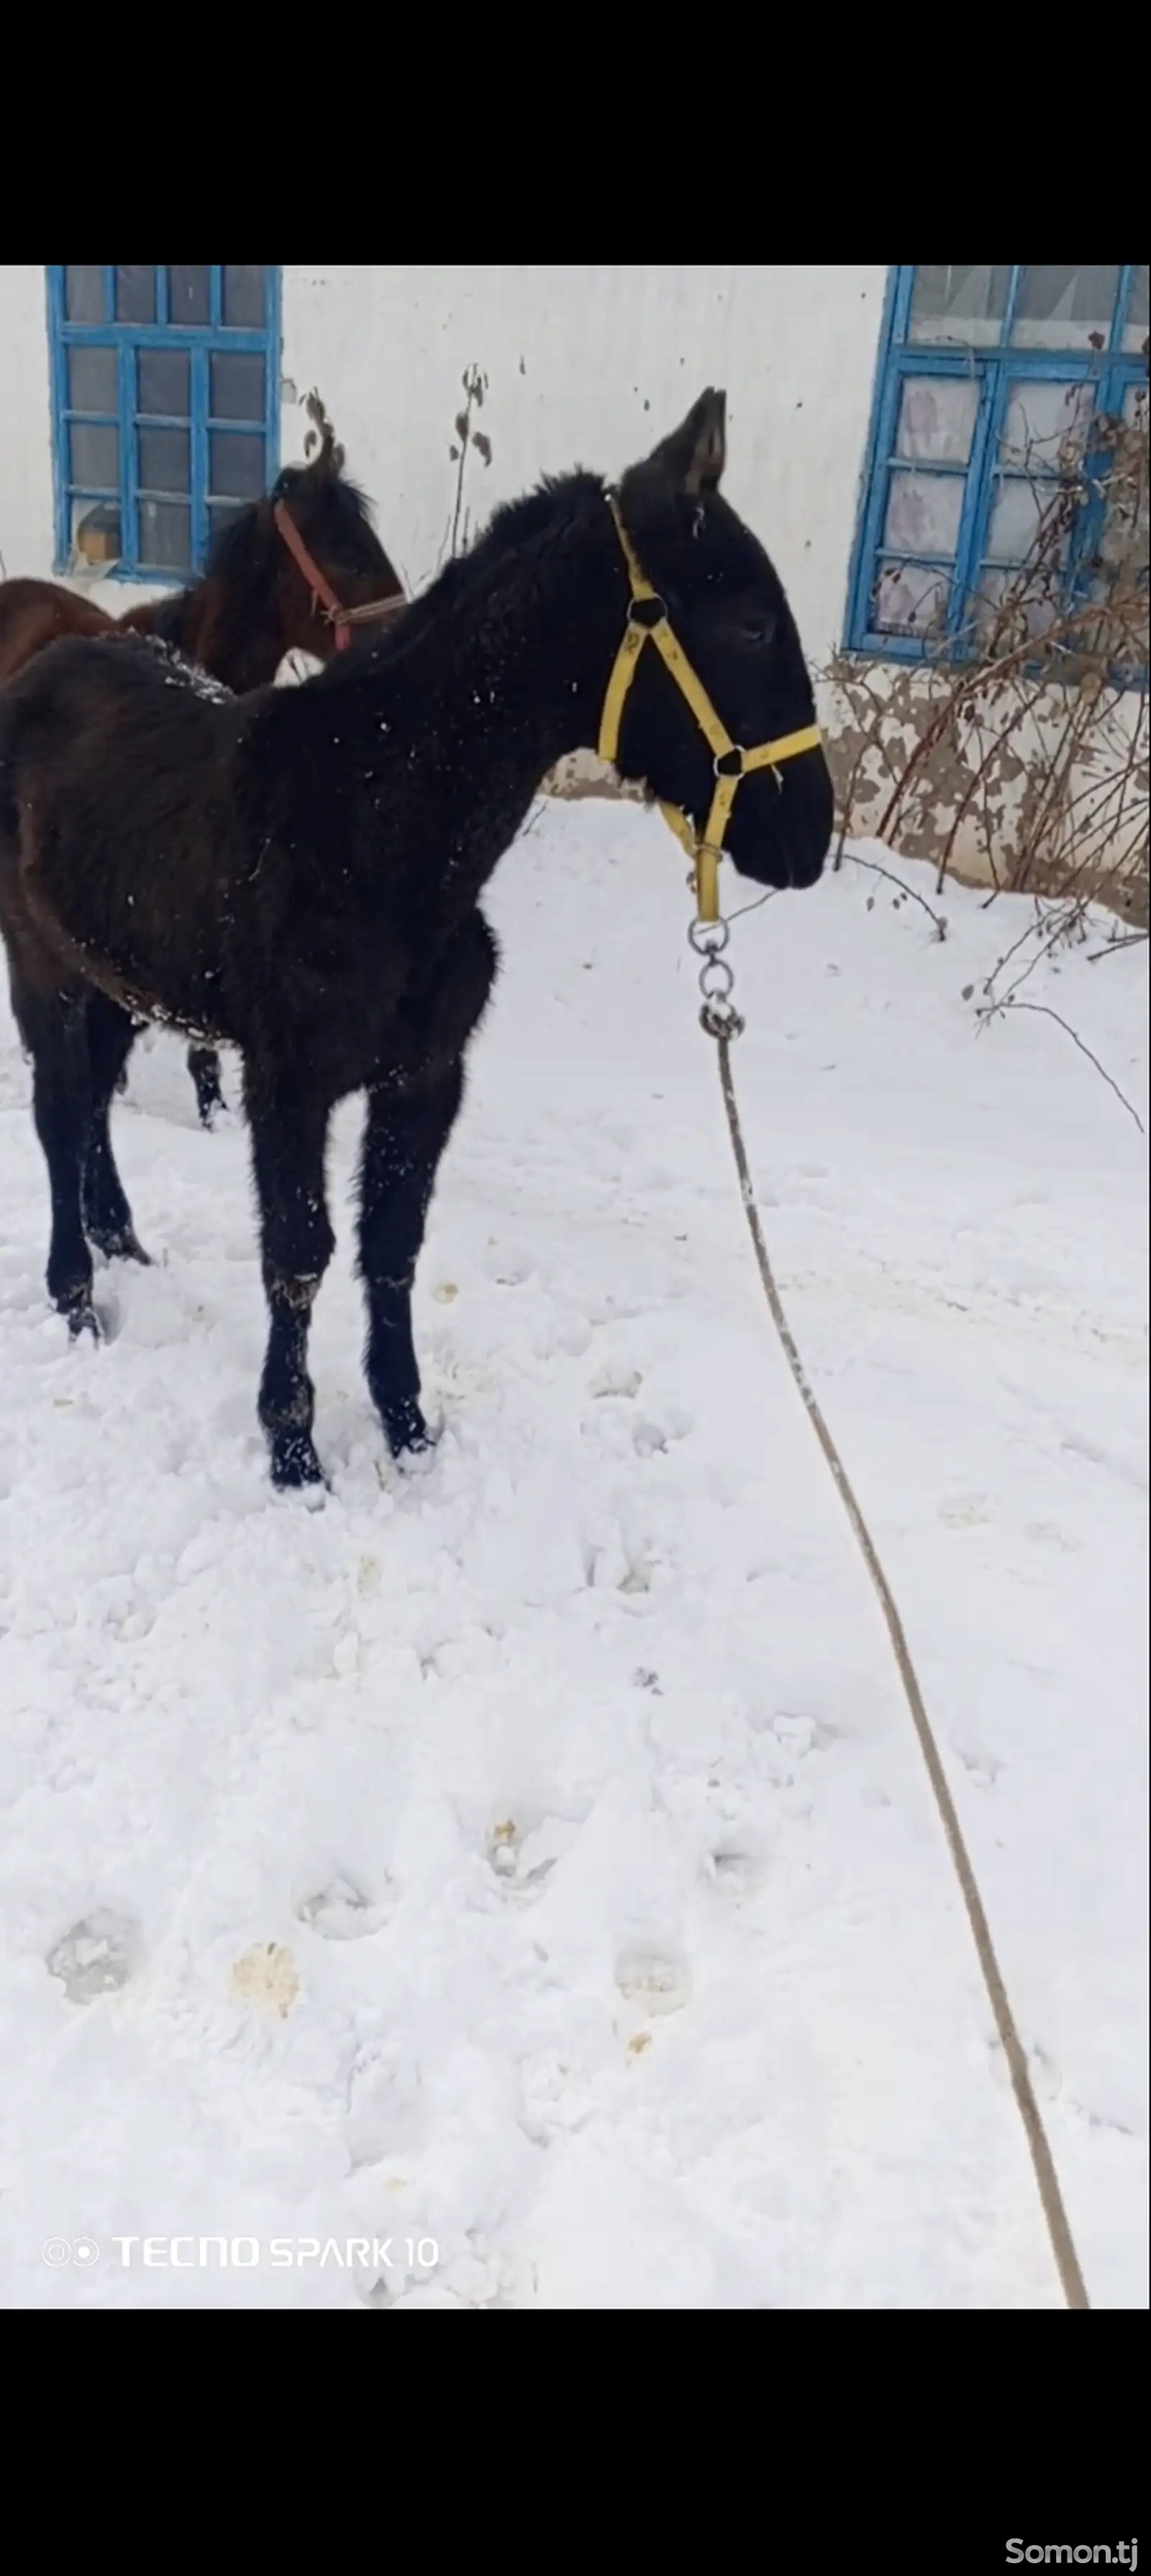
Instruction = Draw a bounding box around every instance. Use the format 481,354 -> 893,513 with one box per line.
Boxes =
0,396 -> 406,1123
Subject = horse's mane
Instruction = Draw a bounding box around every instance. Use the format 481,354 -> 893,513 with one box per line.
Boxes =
311,470 -> 608,688
208,467 -> 378,592
141,469 -> 380,623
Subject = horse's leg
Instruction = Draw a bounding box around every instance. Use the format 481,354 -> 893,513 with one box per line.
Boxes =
82,992 -> 150,1263
14,979 -> 98,1335
244,1064 -> 335,1489
358,1061 -> 465,1459
188,1045 -> 227,1129
114,1018 -> 146,1097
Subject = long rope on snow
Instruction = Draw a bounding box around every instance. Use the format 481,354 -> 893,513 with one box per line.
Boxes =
711,1028 -> 1091,2314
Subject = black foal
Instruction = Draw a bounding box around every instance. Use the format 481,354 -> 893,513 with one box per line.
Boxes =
0,389 -> 832,1487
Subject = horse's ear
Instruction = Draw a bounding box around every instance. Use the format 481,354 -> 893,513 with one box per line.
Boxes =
647,388 -> 727,495
301,387 -> 345,478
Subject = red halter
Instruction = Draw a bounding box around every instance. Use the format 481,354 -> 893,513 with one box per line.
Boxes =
273,496 -> 355,650
273,496 -> 409,652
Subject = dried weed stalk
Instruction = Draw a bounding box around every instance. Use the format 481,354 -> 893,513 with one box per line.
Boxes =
826,382 -> 1149,941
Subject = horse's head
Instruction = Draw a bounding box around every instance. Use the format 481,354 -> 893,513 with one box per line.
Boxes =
610,390 -> 832,892
268,392 -> 405,657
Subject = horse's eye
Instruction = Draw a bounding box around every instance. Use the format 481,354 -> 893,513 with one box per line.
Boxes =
742,613 -> 777,649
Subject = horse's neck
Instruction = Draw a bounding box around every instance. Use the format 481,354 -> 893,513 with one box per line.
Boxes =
360,510 -> 625,912
117,577 -> 283,691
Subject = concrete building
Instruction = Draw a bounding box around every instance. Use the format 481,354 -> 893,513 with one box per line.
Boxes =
1,264 -> 1145,892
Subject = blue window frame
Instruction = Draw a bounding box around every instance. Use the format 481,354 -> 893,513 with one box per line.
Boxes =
846,263 -> 1148,667
47,265 -> 281,581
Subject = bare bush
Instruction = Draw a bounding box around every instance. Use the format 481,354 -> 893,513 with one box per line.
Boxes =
826,379 -> 1149,934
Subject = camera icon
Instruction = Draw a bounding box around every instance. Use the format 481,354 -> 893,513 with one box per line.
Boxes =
41,2237 -> 99,2268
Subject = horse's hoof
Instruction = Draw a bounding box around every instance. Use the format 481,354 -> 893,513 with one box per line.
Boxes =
194,1074 -> 229,1129
89,1227 -> 151,1266
383,1399 -> 436,1461
63,1297 -> 101,1343
270,1430 -> 327,1493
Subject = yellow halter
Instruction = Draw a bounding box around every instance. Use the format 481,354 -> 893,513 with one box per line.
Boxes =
596,493 -> 822,923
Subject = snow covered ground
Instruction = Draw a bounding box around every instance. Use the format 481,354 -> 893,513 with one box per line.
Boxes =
0,798 -> 1146,2310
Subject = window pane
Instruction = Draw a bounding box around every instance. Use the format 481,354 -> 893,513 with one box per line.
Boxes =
68,345 -> 117,413
1011,265 -> 1120,350
210,428 -> 264,499
65,265 -> 106,323
139,499 -> 191,570
137,348 -> 190,417
69,421 -> 119,487
986,477 -> 1070,565
1001,378 -> 1094,472
872,561 -> 951,637
970,565 -> 1063,641
895,375 -> 978,465
1097,383 -> 1150,584
116,265 -> 156,324
209,350 -> 265,420
909,265 -> 1010,346
1123,262 -> 1149,354
883,467 -> 965,556
138,425 -> 190,493
168,264 -> 211,325
70,498 -> 121,565
222,264 -> 266,327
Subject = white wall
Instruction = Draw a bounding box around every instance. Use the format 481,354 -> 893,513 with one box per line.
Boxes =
2,262 -> 1139,896
0,265 -> 55,580
0,263 -> 886,653
279,264 -> 888,664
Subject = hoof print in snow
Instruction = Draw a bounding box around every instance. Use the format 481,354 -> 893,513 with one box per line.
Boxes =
953,1743 -> 1002,1791
938,1492 -> 993,1529
707,1846 -> 763,1900
770,1712 -> 836,1758
296,1876 -> 388,1940
589,1363 -> 642,1400
488,1818 -> 519,1878
432,1282 -> 458,1305
618,1558 -> 653,1594
47,1908 -> 137,2003
584,1531 -> 655,1592
229,1941 -> 301,2019
487,1818 -> 558,1904
614,1948 -> 688,2017
360,2275 -> 395,2309
1025,1518 -> 1080,1553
